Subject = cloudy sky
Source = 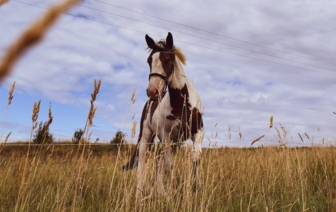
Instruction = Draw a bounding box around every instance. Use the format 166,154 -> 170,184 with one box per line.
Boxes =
0,0 -> 335,147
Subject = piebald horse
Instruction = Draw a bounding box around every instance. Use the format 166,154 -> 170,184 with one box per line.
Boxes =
123,32 -> 204,198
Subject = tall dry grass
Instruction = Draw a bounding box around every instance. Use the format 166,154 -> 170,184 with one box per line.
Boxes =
0,145 -> 335,211
0,81 -> 15,143
82,79 -> 101,142
0,0 -> 335,210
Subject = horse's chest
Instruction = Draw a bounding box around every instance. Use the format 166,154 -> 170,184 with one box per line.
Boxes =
150,101 -> 180,132
146,86 -> 203,141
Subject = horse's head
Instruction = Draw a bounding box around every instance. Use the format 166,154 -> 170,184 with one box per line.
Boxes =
145,32 -> 175,101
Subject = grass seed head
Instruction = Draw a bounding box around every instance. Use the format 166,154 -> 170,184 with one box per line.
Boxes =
131,121 -> 137,139
8,81 -> 15,105
131,88 -> 136,104
228,126 -> 231,140
32,100 -> 41,123
4,131 -> 11,143
269,115 -> 273,128
251,135 -> 265,146
298,133 -> 304,142
304,132 -> 310,139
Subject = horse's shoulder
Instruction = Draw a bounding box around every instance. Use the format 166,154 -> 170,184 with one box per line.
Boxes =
147,91 -> 168,124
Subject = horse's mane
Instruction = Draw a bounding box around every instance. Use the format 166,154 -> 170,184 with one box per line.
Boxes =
173,45 -> 186,65
149,40 -> 186,65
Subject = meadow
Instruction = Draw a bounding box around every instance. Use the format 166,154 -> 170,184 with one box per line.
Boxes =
0,0 -> 335,211
0,144 -> 335,211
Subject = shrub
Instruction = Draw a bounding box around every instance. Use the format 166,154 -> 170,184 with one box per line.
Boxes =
32,121 -> 54,144
72,128 -> 84,144
110,130 -> 126,145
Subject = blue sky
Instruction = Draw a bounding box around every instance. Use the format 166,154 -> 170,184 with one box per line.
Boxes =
1,0 -> 336,146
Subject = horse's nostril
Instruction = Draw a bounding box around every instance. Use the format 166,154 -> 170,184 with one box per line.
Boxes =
155,89 -> 158,94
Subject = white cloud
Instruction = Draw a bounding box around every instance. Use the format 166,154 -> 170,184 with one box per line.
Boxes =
1,0 -> 335,146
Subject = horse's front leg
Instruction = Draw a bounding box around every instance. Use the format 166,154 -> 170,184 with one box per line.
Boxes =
154,147 -> 166,196
136,127 -> 153,202
155,135 -> 174,196
191,128 -> 204,191
163,139 -> 174,191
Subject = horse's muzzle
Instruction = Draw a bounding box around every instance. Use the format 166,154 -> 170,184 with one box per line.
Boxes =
146,88 -> 159,100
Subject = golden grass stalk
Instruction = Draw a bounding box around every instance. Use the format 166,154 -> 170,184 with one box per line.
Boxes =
251,135 -> 265,146
30,100 -> 41,142
228,126 -> 231,140
15,100 -> 41,211
131,121 -> 137,139
32,101 -> 41,123
238,126 -> 243,140
82,79 -> 101,142
298,133 -> 304,142
8,81 -> 15,105
0,0 -> 80,81
304,132 -> 310,140
269,115 -> 273,128
0,0 -> 9,6
4,131 -> 11,143
0,81 -> 15,143
73,80 -> 101,211
123,88 -> 137,130
131,88 -> 136,104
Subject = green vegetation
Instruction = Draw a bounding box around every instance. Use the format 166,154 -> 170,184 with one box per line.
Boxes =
72,129 -> 84,144
32,121 -> 54,144
110,130 -> 126,145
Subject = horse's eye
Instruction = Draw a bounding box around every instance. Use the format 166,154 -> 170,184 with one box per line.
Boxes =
165,59 -> 170,64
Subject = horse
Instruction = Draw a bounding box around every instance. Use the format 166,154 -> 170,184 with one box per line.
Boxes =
122,32 -> 204,199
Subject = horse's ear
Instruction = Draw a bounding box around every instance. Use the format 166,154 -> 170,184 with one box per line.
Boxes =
145,34 -> 156,49
166,32 -> 173,49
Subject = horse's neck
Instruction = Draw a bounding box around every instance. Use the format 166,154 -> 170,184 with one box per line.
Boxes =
168,61 -> 188,90
167,61 -> 194,115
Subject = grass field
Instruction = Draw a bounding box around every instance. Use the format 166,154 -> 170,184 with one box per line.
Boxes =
0,1 -> 335,210
0,144 -> 335,211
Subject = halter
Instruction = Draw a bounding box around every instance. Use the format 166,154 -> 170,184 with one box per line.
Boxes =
148,64 -> 174,92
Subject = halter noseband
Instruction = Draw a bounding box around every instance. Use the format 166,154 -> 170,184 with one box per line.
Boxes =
148,63 -> 174,92
148,63 -> 174,80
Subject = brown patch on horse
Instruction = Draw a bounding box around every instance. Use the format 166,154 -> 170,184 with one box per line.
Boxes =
190,108 -> 203,135
168,84 -> 203,139
166,115 -> 176,120
147,51 -> 174,75
122,101 -> 154,171
159,52 -> 175,76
